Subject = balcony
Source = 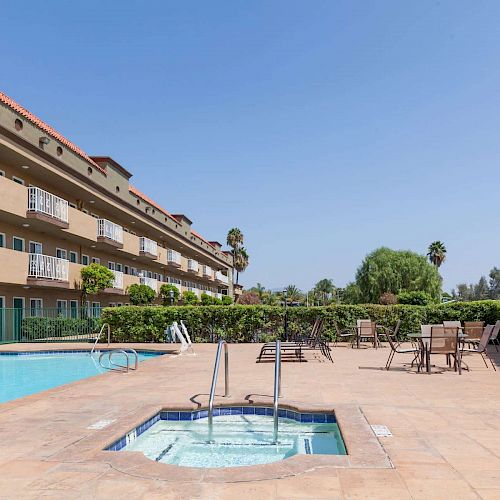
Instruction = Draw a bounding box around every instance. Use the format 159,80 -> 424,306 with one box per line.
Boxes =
167,249 -> 182,268
140,276 -> 158,292
28,253 -> 69,286
139,237 -> 158,259
97,219 -> 123,248
187,259 -> 199,273
27,186 -> 69,228
203,265 -> 213,278
111,270 -> 124,289
216,271 -> 229,286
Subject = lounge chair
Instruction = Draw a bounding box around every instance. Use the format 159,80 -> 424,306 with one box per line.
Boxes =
461,324 -> 496,371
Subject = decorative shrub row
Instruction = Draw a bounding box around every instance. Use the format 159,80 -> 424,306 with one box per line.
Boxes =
100,301 -> 500,343
20,316 -> 100,341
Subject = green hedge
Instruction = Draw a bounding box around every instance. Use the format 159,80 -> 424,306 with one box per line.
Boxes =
100,301 -> 500,343
21,316 -> 100,341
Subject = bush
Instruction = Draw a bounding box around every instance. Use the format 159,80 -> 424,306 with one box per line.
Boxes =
221,295 -> 233,305
100,300 -> 500,343
200,293 -> 213,306
21,316 -> 99,341
128,284 -> 156,305
397,291 -> 436,306
159,284 -> 180,305
182,290 -> 199,305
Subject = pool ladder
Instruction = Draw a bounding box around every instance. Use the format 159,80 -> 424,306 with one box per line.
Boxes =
207,340 -> 282,444
99,348 -> 138,372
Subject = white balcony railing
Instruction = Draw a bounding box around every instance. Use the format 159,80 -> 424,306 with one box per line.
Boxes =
139,237 -> 158,257
167,249 -> 182,266
112,270 -> 123,289
28,186 -> 69,223
28,253 -> 69,281
216,271 -> 229,285
140,276 -> 158,292
97,219 -> 123,244
203,265 -> 212,278
188,259 -> 199,273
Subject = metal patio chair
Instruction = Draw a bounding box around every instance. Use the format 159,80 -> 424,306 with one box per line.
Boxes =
429,326 -> 462,374
490,320 -> 500,352
463,321 -> 485,347
461,324 -> 496,371
380,325 -> 420,371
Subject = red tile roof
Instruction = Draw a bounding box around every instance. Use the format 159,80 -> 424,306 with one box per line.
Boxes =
0,90 -> 106,175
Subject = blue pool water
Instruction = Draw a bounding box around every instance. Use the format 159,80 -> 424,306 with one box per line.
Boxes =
0,351 -> 163,403
116,409 -> 346,468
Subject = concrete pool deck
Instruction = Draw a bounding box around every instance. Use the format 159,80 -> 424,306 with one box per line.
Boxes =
0,342 -> 498,499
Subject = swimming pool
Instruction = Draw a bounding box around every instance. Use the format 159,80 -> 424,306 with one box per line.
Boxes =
110,407 -> 346,468
0,350 -> 163,403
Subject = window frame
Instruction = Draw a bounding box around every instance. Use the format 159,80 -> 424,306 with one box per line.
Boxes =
69,251 -> 78,263
12,176 -> 25,185
56,247 -> 68,260
12,236 -> 25,252
81,254 -> 90,266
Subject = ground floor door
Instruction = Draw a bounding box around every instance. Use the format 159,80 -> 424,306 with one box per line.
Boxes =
0,297 -> 4,342
12,297 -> 25,342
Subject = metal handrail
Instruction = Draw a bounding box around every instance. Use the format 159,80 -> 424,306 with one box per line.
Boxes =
91,323 -> 110,354
273,340 -> 282,443
98,348 -> 138,372
208,340 -> 230,441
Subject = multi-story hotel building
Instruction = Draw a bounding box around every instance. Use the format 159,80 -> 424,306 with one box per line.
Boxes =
0,91 -> 234,314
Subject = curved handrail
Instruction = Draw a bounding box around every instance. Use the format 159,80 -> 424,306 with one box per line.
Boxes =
98,349 -> 136,372
122,348 -> 138,370
91,323 -> 111,355
208,340 -> 230,441
273,340 -> 281,443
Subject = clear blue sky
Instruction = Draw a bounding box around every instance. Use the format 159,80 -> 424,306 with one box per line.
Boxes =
2,1 -> 500,292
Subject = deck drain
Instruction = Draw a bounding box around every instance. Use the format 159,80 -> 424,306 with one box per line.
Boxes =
87,419 -> 116,430
371,425 -> 392,437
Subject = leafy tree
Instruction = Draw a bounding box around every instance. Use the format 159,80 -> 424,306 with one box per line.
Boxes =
159,284 -> 180,305
474,276 -> 490,301
251,283 -> 266,301
80,264 -> 114,306
341,283 -> 362,304
427,241 -> 447,268
182,290 -> 199,305
128,284 -> 156,305
489,267 -> 500,299
379,292 -> 397,305
355,247 -> 442,303
397,291 -> 436,305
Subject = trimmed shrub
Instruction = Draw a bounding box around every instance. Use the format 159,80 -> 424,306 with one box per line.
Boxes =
397,291 -> 436,306
100,300 -> 500,343
128,284 -> 156,305
159,284 -> 180,305
182,290 -> 199,305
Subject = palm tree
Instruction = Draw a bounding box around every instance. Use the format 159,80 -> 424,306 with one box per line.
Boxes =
314,278 -> 335,305
285,284 -> 302,304
233,247 -> 249,284
255,282 -> 266,301
227,228 -> 243,250
427,241 -> 447,268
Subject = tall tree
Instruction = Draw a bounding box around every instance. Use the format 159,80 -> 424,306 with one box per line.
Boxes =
254,283 -> 266,301
473,276 -> 490,300
313,278 -> 334,305
285,284 -> 302,304
355,247 -> 442,303
489,267 -> 500,299
427,241 -> 447,268
233,247 -> 249,284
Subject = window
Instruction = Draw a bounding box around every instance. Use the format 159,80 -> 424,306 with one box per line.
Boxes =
0,170 -> 5,177
116,263 -> 122,272
109,302 -> 116,307
29,241 -> 43,254
91,213 -> 99,219
13,237 -> 24,252
116,303 -> 123,307
0,233 -> 5,247
69,202 -> 77,209
56,300 -> 68,317
81,254 -> 89,266
12,176 -> 25,185
91,302 -> 100,318
69,251 -> 78,263
92,257 -> 100,264
82,209 -> 89,215
123,265 -> 129,275
56,248 -> 67,260
108,261 -> 115,270
70,300 -> 79,319
29,299 -> 43,317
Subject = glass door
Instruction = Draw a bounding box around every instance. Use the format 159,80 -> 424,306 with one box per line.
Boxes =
12,297 -> 25,342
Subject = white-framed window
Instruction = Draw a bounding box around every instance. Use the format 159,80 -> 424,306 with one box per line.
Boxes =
82,209 -> 89,214
69,251 -> 78,263
81,254 -> 90,266
0,233 -> 5,248
108,261 -> 115,270
0,170 -> 5,177
109,302 -> 116,307
116,263 -> 123,272
56,248 -> 67,260
70,300 -> 79,319
56,299 -> 68,317
91,213 -> 99,219
12,176 -> 25,185
91,302 -> 100,318
92,257 -> 100,264
116,303 -> 123,307
13,236 -> 25,252
123,265 -> 129,275
69,202 -> 77,209
29,241 -> 43,254
13,297 -> 25,309
29,298 -> 43,317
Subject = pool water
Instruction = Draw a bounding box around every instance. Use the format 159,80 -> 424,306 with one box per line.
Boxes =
123,414 -> 346,468
0,351 -> 162,403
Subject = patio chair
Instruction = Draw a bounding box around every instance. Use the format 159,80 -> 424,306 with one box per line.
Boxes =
429,326 -> 462,374
379,324 -> 420,370
461,324 -> 496,371
356,319 -> 378,348
377,320 -> 401,344
463,321 -> 485,347
443,320 -> 462,330
490,320 -> 500,352
332,320 -> 356,346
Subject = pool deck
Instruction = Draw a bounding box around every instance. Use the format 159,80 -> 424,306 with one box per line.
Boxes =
0,342 -> 498,499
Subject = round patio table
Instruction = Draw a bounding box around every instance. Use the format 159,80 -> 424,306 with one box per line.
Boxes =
408,332 -> 467,373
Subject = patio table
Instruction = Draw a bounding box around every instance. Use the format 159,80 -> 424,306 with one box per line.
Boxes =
408,332 -> 467,373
